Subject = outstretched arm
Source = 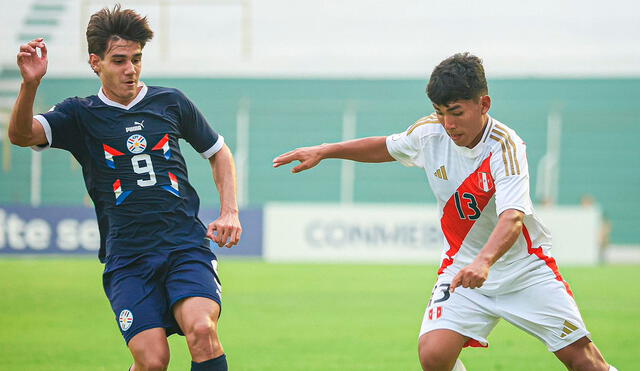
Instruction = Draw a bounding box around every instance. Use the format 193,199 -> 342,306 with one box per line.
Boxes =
8,38 -> 48,147
272,136 -> 395,173
207,144 -> 242,248
450,209 -> 525,292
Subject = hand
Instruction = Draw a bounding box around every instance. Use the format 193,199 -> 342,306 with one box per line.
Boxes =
207,212 -> 242,248
450,260 -> 490,293
17,38 -> 48,84
272,145 -> 325,173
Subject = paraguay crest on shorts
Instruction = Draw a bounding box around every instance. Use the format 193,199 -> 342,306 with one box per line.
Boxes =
127,134 -> 147,154
119,309 -> 133,331
477,172 -> 494,192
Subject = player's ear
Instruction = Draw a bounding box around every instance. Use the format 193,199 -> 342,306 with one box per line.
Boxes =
89,53 -> 101,74
480,95 -> 491,114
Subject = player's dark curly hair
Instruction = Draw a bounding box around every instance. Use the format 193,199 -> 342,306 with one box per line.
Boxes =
427,52 -> 488,106
86,4 -> 154,58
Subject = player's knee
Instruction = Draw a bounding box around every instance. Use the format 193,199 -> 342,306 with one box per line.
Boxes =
419,345 -> 455,371
137,354 -> 169,371
186,318 -> 219,348
190,318 -> 215,336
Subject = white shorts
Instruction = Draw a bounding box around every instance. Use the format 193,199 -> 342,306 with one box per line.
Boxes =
419,276 -> 590,352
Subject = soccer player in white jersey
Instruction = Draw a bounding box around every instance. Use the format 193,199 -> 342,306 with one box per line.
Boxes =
273,53 -> 616,371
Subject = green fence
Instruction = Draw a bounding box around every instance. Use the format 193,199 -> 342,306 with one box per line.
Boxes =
1,78 -> 638,243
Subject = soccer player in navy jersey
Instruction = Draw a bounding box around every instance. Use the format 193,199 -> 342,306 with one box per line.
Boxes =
9,5 -> 239,371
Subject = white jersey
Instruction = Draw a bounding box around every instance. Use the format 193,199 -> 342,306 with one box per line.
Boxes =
386,114 -> 572,296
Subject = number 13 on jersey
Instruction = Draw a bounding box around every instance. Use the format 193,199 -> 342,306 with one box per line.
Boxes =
454,192 -> 481,220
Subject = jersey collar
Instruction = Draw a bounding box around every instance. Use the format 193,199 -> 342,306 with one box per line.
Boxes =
98,82 -> 148,110
453,115 -> 493,158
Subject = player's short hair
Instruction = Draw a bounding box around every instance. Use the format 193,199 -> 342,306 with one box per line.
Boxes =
86,4 -> 154,58
427,52 -> 488,106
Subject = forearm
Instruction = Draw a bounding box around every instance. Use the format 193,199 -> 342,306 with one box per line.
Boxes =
8,81 -> 40,146
475,210 -> 524,267
210,144 -> 239,215
319,136 -> 394,163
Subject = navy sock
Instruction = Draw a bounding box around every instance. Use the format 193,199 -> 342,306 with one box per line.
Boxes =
191,354 -> 227,371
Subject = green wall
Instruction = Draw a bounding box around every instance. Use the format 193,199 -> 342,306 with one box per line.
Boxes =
1,78 -> 638,243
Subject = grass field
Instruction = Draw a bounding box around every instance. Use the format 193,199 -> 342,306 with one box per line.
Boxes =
0,259 -> 638,370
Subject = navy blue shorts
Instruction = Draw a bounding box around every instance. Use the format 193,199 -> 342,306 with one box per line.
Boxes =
102,247 -> 222,344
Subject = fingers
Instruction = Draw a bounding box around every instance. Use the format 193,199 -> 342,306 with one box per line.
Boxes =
208,221 -> 242,248
217,227 -> 230,248
206,224 -> 216,241
272,152 -> 296,168
225,227 -> 242,248
450,271 -> 486,293
20,44 -> 37,54
450,273 -> 462,293
292,161 -> 312,173
22,39 -> 45,52
272,158 -> 292,168
40,42 -> 48,59
276,148 -> 297,159
18,39 -> 46,59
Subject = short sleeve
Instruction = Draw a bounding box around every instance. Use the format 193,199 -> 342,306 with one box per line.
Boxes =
176,90 -> 224,159
489,133 -> 533,216
32,98 -> 81,153
385,115 -> 439,168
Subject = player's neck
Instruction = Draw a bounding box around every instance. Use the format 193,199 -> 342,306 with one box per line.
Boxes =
465,114 -> 489,149
101,85 -> 143,106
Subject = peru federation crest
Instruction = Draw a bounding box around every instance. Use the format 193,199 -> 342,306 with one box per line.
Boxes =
127,134 -> 147,154
119,309 -> 133,331
477,172 -> 494,192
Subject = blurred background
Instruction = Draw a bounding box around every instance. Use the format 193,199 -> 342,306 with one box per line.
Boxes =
0,0 -> 639,369
1,0 -> 638,258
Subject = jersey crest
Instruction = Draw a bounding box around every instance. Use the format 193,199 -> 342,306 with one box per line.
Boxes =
127,134 -> 147,154
477,172 -> 494,192
119,309 -> 133,331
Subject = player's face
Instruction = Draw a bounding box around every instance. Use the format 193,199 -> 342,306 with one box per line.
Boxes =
90,39 -> 143,105
433,96 -> 491,148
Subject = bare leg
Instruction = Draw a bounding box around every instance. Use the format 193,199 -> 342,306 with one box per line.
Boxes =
418,329 -> 468,371
173,297 -> 224,362
554,336 -> 609,371
128,328 -> 170,371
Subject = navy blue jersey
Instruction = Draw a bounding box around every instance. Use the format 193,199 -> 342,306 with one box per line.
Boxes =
34,85 -> 224,262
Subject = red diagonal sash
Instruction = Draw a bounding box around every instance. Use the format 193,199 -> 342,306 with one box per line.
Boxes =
438,154 -> 495,274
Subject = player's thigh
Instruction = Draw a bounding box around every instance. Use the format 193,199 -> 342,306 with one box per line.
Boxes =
420,277 -> 499,348
553,336 -> 607,369
173,296 -> 222,331
418,329 -> 468,370
103,254 -> 174,345
165,247 -> 222,313
128,328 -> 170,368
498,278 -> 590,352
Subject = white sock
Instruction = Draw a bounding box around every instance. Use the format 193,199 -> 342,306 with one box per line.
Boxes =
451,359 -> 467,371
609,366 -> 618,371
